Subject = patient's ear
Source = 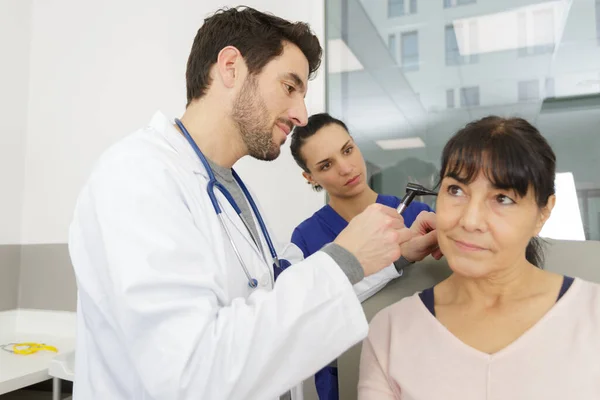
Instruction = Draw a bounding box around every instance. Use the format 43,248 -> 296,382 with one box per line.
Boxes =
534,195 -> 556,235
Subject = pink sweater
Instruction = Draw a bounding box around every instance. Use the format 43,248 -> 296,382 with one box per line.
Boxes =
358,278 -> 600,400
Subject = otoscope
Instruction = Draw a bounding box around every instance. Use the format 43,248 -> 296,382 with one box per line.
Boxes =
396,182 -> 438,215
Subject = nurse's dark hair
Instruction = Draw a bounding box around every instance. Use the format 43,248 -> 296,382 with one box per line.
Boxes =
439,116 -> 556,268
290,113 -> 349,191
186,6 -> 322,106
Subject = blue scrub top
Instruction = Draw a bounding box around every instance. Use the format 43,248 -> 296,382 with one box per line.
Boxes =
288,194 -> 432,400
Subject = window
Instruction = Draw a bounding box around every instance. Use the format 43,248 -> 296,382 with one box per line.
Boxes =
389,0 -> 405,17
518,80 -> 540,102
545,77 -> 555,98
388,0 -> 417,17
518,8 -> 555,56
444,0 -> 476,8
410,0 -> 417,14
596,0 -> 600,45
445,24 -> 478,65
446,89 -> 455,108
388,34 -> 398,61
445,25 -> 461,65
460,86 -> 480,107
532,9 -> 555,54
401,31 -> 419,71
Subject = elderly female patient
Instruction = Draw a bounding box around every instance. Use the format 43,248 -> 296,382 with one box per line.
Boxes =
358,116 -> 600,399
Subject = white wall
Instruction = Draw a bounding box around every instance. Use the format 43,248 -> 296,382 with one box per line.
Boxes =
20,0 -> 326,244
0,0 -> 32,244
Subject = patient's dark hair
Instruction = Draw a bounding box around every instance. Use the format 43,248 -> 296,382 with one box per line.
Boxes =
439,116 -> 556,268
290,113 -> 349,191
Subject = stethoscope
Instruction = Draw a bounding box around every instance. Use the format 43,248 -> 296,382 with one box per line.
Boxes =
175,119 -> 282,289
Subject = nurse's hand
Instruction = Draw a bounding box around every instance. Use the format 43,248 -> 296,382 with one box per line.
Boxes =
334,203 -> 414,277
401,211 -> 443,262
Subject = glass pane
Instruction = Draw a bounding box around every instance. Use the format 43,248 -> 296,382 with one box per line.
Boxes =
410,0 -> 417,14
596,0 -> 600,44
328,0 -> 600,241
446,89 -> 455,108
518,80 -> 540,102
388,34 -> 397,61
445,25 -> 461,65
388,0 -> 404,17
460,86 -> 480,107
401,31 -> 419,71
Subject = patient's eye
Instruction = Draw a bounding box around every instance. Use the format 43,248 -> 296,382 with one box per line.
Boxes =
496,194 -> 515,205
320,162 -> 331,171
447,185 -> 464,197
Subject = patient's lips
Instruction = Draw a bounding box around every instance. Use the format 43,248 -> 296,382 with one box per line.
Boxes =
453,238 -> 486,252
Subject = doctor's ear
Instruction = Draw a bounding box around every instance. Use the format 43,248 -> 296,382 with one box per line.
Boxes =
216,46 -> 244,89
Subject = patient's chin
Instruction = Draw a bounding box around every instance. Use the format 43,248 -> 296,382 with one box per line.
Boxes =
446,255 -> 495,279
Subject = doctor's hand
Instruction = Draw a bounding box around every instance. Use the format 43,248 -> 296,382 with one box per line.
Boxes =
334,204 -> 414,277
400,211 -> 443,262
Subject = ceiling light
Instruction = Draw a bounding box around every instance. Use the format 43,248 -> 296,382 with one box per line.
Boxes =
375,137 -> 425,150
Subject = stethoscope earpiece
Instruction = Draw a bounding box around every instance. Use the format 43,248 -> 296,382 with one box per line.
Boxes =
248,279 -> 259,289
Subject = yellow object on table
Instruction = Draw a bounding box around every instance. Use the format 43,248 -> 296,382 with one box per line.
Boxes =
1,342 -> 58,355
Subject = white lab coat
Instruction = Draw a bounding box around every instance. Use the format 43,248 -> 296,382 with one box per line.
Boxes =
68,111 -> 369,400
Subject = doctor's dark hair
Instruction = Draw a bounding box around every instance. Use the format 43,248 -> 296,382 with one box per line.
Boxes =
290,113 -> 349,191
439,116 -> 556,268
186,6 -> 322,106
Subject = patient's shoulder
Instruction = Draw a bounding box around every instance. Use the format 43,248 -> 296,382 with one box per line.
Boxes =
573,278 -> 600,309
368,291 -> 431,338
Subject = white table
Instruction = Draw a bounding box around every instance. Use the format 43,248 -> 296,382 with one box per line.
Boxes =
0,309 -> 76,396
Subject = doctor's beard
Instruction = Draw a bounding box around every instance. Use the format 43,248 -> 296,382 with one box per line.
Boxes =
232,75 -> 284,161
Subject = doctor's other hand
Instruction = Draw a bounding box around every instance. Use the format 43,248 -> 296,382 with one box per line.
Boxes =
401,211 -> 443,262
334,204 -> 414,277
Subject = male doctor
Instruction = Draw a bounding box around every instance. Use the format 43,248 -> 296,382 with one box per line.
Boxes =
68,6 -> 439,400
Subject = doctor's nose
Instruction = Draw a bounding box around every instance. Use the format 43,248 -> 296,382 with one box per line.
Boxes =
288,99 -> 308,127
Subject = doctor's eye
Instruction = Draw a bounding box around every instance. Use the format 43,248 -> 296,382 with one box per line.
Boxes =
320,162 -> 331,171
343,146 -> 354,155
283,83 -> 295,94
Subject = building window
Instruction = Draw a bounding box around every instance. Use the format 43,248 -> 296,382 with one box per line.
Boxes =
445,25 -> 461,65
389,0 -> 405,17
444,0 -> 476,8
445,24 -> 477,65
596,0 -> 600,45
545,77 -> 555,98
446,89 -> 455,108
460,86 -> 480,107
401,31 -> 419,71
388,34 -> 398,61
410,0 -> 417,14
518,8 -> 555,56
518,80 -> 540,102
388,0 -> 417,17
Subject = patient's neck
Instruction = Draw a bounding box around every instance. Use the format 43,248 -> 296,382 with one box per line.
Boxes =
444,262 -> 546,308
329,188 -> 378,222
